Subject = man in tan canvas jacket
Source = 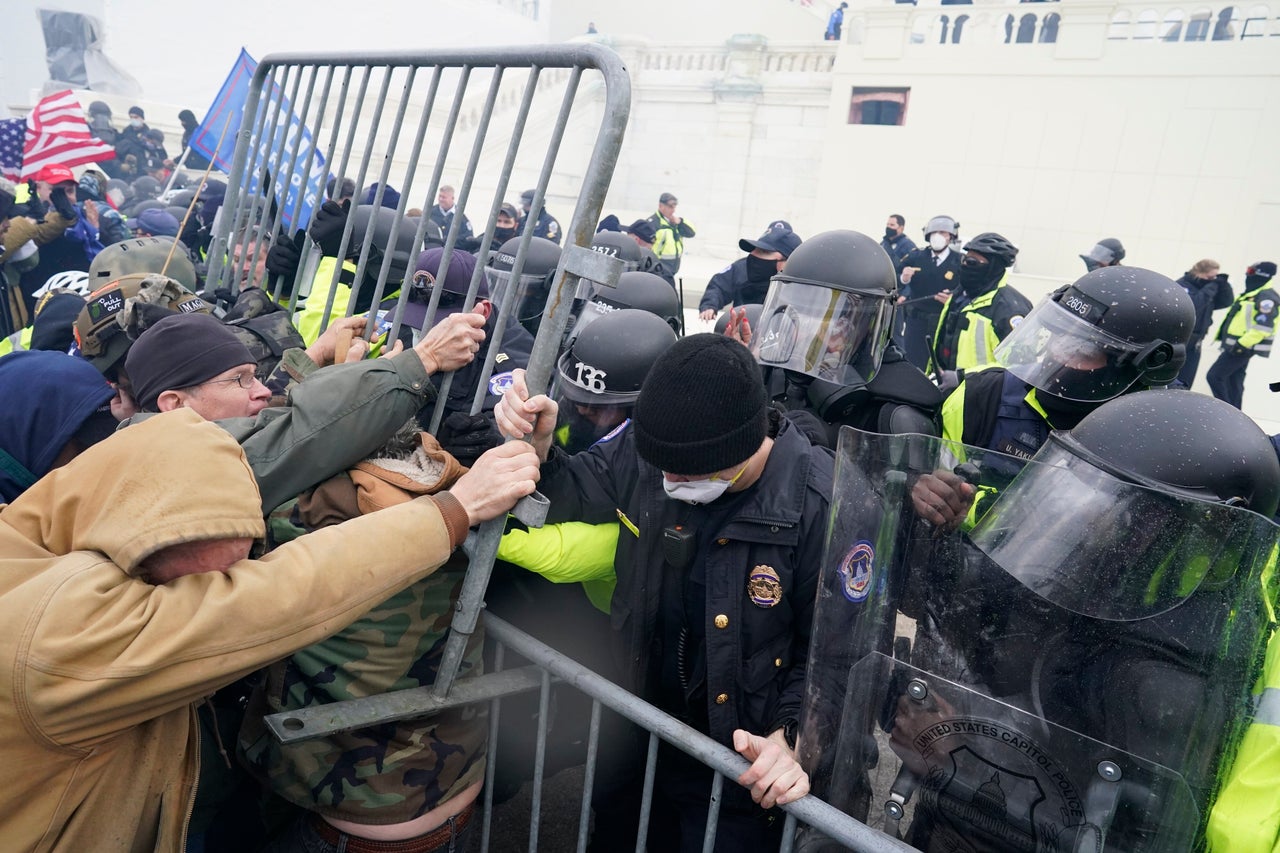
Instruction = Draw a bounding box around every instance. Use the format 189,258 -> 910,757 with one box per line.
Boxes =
0,409 -> 539,852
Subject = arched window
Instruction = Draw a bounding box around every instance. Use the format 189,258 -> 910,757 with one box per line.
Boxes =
1108,9 -> 1132,38
1213,5 -> 1238,39
909,14 -> 930,44
1040,12 -> 1061,40
1161,9 -> 1186,40
1185,7 -> 1213,40
1134,8 -> 1160,39
1017,12 -> 1039,40
1241,4 -> 1270,36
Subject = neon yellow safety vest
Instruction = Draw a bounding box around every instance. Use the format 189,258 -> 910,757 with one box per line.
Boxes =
930,279 -> 1007,375
1207,623 -> 1280,852
1219,284 -> 1278,355
650,212 -> 691,262
290,257 -> 360,346
0,326 -> 34,357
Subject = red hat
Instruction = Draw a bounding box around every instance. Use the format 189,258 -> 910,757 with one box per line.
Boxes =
35,164 -> 76,186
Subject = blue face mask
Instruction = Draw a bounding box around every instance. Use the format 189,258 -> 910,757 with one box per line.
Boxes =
661,463 -> 748,505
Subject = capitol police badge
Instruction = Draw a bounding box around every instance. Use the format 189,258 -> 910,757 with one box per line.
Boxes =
747,565 -> 783,608
838,540 -> 874,603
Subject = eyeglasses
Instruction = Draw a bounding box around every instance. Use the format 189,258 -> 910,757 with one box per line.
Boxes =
199,371 -> 255,390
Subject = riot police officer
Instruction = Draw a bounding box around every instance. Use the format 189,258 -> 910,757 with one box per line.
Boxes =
575,270 -> 682,340
1079,236 -> 1126,272
800,390 -> 1280,851
928,231 -> 1031,388
483,235 -> 561,337
942,265 -> 1194,458
751,229 -> 941,447
553,308 -> 678,454
895,214 -> 961,371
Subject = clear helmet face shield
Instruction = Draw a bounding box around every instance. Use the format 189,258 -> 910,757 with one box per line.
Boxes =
751,279 -> 894,385
994,297 -> 1175,402
969,436 -> 1266,621
483,266 -> 546,323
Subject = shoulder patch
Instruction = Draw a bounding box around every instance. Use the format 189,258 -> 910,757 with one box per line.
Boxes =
488,371 -> 515,397
1009,314 -> 1024,327
1260,299 -> 1275,313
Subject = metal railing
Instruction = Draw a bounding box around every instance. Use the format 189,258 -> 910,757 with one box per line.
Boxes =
267,614 -> 917,853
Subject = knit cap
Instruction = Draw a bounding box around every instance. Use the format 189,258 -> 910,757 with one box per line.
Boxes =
633,334 -> 767,475
126,313 -> 255,411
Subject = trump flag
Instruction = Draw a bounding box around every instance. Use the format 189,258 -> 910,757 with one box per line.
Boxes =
189,49 -> 326,231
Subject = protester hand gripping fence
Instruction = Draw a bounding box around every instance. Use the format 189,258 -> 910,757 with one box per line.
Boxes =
215,45 -> 914,852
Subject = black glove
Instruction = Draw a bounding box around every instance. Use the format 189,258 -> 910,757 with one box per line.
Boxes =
23,181 -> 49,220
436,412 -> 501,467
267,229 -> 305,278
308,199 -> 350,258
50,186 -> 78,222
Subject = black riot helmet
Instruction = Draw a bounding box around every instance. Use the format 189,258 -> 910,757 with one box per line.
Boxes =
131,175 -> 161,200
1063,390 -> 1280,515
995,266 -> 1194,402
348,205 -> 417,273
347,205 -> 420,312
1080,237 -> 1126,272
576,271 -> 681,337
590,231 -> 644,272
971,390 -> 1280,622
485,236 -> 561,323
556,308 -> 678,405
751,229 -> 897,389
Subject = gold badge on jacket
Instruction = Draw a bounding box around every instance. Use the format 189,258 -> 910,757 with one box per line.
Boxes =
748,565 -> 783,608
944,270 -> 954,280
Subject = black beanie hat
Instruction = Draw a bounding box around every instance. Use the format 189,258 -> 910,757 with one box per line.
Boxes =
125,313 -> 255,411
633,334 -> 768,475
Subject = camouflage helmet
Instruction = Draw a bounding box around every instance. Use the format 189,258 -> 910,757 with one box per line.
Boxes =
75,274 -> 211,375
88,237 -> 198,293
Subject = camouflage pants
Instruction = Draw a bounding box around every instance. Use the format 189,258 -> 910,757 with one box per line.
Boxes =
261,811 -> 474,853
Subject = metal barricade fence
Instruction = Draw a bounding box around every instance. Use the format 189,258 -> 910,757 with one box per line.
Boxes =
267,614 -> 917,853
215,43 -> 912,853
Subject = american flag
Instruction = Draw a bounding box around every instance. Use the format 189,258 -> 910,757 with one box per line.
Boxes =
0,90 -> 115,182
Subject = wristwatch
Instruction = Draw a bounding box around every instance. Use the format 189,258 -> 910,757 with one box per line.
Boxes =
781,718 -> 799,750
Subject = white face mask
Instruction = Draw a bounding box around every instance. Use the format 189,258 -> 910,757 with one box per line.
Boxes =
130,118 -> 143,128
929,233 -> 949,252
661,463 -> 748,505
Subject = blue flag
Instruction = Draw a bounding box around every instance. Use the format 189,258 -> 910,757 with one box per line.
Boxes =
190,49 -> 326,232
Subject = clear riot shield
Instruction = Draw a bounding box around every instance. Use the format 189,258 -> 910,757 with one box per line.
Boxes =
798,428 -> 1279,852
